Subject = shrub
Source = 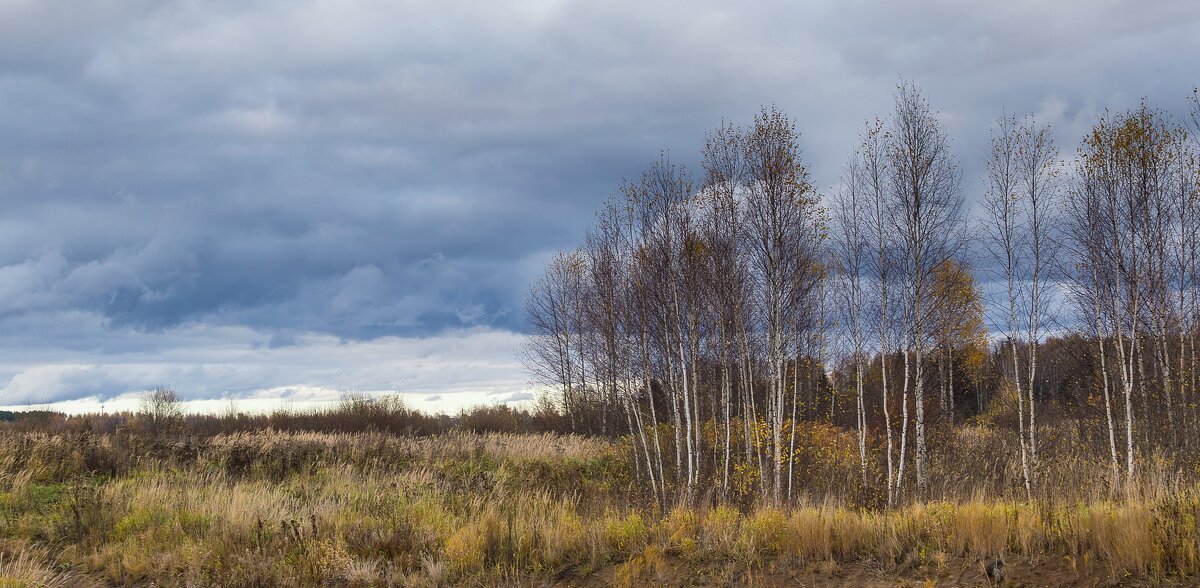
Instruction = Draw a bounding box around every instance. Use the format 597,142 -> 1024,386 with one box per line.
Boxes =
135,387 -> 184,439
603,512 -> 649,556
458,405 -> 520,433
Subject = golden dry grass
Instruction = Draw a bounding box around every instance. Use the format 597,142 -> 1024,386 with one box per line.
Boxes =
0,427 -> 1197,586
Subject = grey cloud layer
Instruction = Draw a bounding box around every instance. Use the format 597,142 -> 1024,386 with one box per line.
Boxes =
0,312 -> 527,406
1,0 -> 1198,403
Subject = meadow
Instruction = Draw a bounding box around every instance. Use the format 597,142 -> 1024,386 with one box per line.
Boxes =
0,401 -> 1197,587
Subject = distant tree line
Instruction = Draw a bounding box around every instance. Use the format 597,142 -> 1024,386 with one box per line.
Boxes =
524,82 -> 1200,507
0,391 -> 561,438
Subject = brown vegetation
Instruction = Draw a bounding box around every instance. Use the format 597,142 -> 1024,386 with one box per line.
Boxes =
0,415 -> 1198,586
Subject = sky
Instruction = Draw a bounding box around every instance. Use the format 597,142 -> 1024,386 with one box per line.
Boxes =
1,0 -> 1198,413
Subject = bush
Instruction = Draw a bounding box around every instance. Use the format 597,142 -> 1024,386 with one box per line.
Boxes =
136,387 -> 184,439
458,405 -> 519,433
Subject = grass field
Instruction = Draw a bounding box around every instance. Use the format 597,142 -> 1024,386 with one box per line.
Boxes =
0,420 -> 1198,587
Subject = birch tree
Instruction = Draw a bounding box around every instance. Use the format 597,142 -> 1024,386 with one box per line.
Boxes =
886,82 -> 965,497
1064,153 -> 1123,487
700,121 -> 748,499
1016,119 -> 1059,467
983,113 -> 1059,498
741,106 -> 824,505
1071,104 -> 1190,481
833,150 -> 870,489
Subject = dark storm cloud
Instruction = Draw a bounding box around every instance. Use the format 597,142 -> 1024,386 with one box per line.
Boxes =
1,0 -> 1198,404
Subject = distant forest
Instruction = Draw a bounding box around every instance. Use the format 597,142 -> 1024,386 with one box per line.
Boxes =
523,82 -> 1200,508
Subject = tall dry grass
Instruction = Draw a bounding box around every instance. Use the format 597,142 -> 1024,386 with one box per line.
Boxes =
0,425 -> 1197,586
